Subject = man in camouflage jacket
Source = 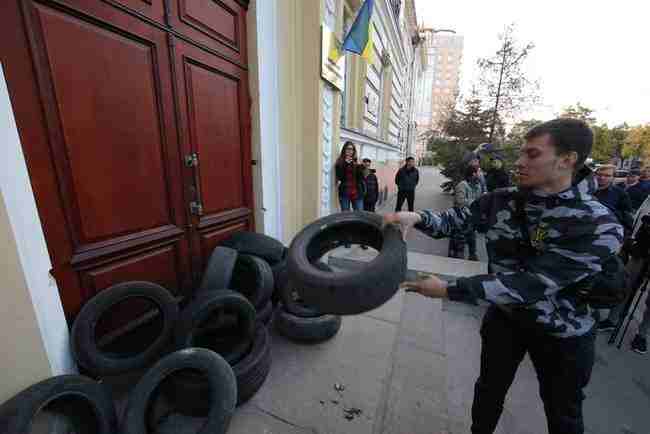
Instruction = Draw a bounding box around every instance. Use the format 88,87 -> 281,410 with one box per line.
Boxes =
385,119 -> 623,434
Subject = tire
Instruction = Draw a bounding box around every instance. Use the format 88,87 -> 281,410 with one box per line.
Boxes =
175,291 -> 256,365
220,231 -> 287,265
164,325 -> 272,414
287,211 -> 407,315
279,262 -> 329,318
197,246 -> 238,294
256,301 -> 274,325
230,255 -> 274,309
275,308 -> 342,343
122,348 -> 236,434
270,247 -> 290,306
71,281 -> 178,377
0,375 -> 117,434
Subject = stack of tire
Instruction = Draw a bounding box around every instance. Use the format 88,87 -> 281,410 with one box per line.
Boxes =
0,280 -> 238,433
218,231 -> 341,344
166,240 -> 275,413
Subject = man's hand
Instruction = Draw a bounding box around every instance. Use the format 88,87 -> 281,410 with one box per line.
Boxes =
400,276 -> 449,299
383,212 -> 422,241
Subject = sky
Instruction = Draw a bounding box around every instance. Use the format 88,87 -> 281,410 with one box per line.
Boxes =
415,0 -> 650,127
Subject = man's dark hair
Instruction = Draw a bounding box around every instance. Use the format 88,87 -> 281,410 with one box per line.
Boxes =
406,156 -> 415,162
362,158 -> 371,163
524,118 -> 593,170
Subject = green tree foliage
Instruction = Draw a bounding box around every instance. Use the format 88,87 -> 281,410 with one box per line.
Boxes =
623,124 -> 650,160
592,124 -> 615,163
560,104 -> 626,163
426,95 -> 500,192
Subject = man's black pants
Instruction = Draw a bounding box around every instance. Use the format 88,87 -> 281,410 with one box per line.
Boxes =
472,306 -> 596,434
395,190 -> 415,212
363,200 -> 376,212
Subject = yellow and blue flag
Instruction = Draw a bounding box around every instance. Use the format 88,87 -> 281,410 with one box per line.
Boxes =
342,0 -> 375,62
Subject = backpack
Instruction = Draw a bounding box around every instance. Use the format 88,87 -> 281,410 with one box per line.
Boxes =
514,193 -> 627,309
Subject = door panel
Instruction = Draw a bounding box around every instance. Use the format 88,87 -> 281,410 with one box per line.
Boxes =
12,0 -> 193,317
172,37 -> 253,270
42,0 -> 167,27
186,62 -> 244,214
167,0 -> 247,66
34,5 -> 173,245
79,242 -> 184,299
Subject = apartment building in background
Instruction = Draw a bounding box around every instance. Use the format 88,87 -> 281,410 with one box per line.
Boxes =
415,28 -> 463,163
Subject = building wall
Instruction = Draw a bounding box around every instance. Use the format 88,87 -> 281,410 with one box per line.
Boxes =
336,0 -> 420,205
0,65 -> 75,404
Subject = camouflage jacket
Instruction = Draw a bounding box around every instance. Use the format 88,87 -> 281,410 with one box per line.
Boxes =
415,167 -> 623,338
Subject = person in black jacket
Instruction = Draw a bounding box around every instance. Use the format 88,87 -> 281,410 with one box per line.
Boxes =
626,169 -> 650,210
394,157 -> 419,212
362,158 -> 379,212
485,157 -> 511,192
335,141 -> 365,211
593,164 -> 633,234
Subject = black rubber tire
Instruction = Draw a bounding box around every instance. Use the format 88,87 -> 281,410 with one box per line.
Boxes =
175,290 -> 256,365
287,211 -> 407,315
230,254 -> 274,309
0,375 -> 117,433
256,301 -> 274,325
270,247 -> 290,306
279,262 -> 329,318
275,308 -> 342,343
164,325 -> 272,414
197,246 -> 238,294
71,281 -> 178,377
122,348 -> 236,434
220,231 -> 286,265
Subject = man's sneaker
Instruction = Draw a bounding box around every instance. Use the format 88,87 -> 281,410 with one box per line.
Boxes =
597,319 -> 617,333
631,335 -> 647,355
468,254 -> 479,261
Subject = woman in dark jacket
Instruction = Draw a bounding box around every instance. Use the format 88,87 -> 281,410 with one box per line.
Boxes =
335,141 -> 365,211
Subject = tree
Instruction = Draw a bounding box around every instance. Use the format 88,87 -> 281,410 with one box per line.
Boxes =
623,124 -> 650,160
506,119 -> 541,146
609,124 -> 629,160
476,23 -> 541,142
426,94 -> 498,192
591,124 -> 615,163
560,103 -> 596,125
560,104 -> 617,163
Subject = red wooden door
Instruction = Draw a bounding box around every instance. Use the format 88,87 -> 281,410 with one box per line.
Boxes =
1,0 -> 193,318
0,0 -> 253,320
171,37 -> 254,272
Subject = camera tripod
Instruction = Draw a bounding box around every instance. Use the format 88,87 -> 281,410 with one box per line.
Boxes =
608,257 -> 650,348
